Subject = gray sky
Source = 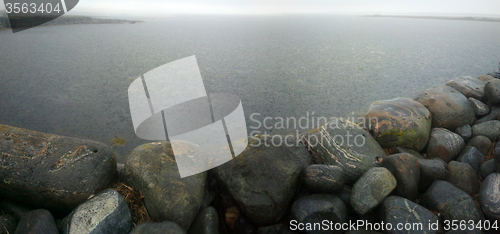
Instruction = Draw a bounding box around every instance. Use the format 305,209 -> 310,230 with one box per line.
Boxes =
2,0 -> 500,16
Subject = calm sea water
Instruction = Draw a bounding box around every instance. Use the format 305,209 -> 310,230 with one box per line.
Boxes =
1,15 -> 500,161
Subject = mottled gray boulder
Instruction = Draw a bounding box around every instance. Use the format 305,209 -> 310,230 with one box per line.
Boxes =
457,146 -> 485,172
484,79 -> 500,105
446,161 -> 479,195
0,214 -> 17,234
446,76 -> 486,100
351,167 -> 397,215
14,209 -> 58,234
130,221 -> 186,234
426,128 -> 465,162
382,153 -> 420,200
479,173 -> 500,220
467,135 -> 492,156
302,164 -> 345,193
476,106 -> 500,124
303,120 -> 385,184
333,186 -> 352,208
480,159 -> 497,179
187,207 -> 218,234
379,196 -> 439,234
215,136 -> 310,225
395,147 -> 424,159
364,98 -> 432,151
0,124 -> 116,212
290,194 -> 347,234
124,142 -> 206,229
454,125 -> 472,142
60,189 -> 132,234
469,97 -> 490,116
417,158 -> 448,192
414,85 -> 475,130
471,120 -> 500,141
420,181 -> 483,225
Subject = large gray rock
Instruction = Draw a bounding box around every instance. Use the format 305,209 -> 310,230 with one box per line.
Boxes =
471,120 -> 500,141
60,189 -> 132,234
187,207 -> 218,234
467,135 -> 492,156
303,120 -> 385,184
350,167 -> 397,215
382,153 -> 420,200
215,136 -> 310,225
130,221 -> 186,234
446,76 -> 486,100
476,106 -> 500,124
0,124 -> 116,212
379,196 -> 439,234
290,194 -> 347,234
456,146 -> 485,172
446,161 -> 479,195
478,173 -> 500,220
302,164 -> 345,193
420,181 -> 483,224
14,209 -> 58,234
395,147 -> 424,159
417,158 -> 448,192
426,128 -> 465,162
414,85 -> 475,130
364,98 -> 432,151
484,79 -> 500,105
469,97 -> 489,116
124,142 -> 206,229
480,159 -> 497,179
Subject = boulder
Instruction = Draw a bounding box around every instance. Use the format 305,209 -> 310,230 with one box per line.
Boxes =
477,75 -> 495,82
446,161 -> 479,195
484,79 -> 500,105
215,136 -> 310,225
187,207 -> 218,234
478,173 -> 500,220
257,223 -> 297,234
14,209 -> 58,234
476,106 -> 500,124
350,167 -> 397,215
302,164 -> 345,193
414,85 -> 475,130
446,76 -> 486,100
480,159 -> 497,179
124,142 -> 206,229
420,181 -> 483,224
0,124 -> 116,213
290,194 -> 347,234
471,120 -> 500,141
303,120 -> 385,184
456,146 -> 485,172
379,196 -> 439,234
130,221 -> 186,234
382,153 -> 420,200
417,158 -> 448,192
469,97 -> 490,116
426,128 -> 465,162
364,98 -> 432,151
454,125 -> 472,142
467,135 -> 492,156
60,189 -> 132,234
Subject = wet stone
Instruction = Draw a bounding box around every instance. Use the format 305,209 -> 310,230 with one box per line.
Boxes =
14,209 -> 58,234
417,158 -> 448,192
480,159 -> 497,179
471,120 -> 500,141
290,194 -> 347,234
426,128 -> 465,162
350,167 -> 397,215
469,97 -> 490,116
446,76 -> 486,100
382,153 -> 420,200
484,79 -> 500,105
478,173 -> 500,220
395,147 -> 424,159
476,106 -> 500,124
457,146 -> 485,172
187,207 -> 219,234
454,125 -> 472,142
446,161 -> 479,195
467,135 -> 492,156
302,164 -> 345,193
130,221 -> 186,234
379,196 -> 439,234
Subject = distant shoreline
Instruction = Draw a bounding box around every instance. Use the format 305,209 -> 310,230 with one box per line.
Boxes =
0,15 -> 142,30
365,14 -> 500,22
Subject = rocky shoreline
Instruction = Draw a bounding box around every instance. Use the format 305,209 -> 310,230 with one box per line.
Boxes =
2,71 -> 500,233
